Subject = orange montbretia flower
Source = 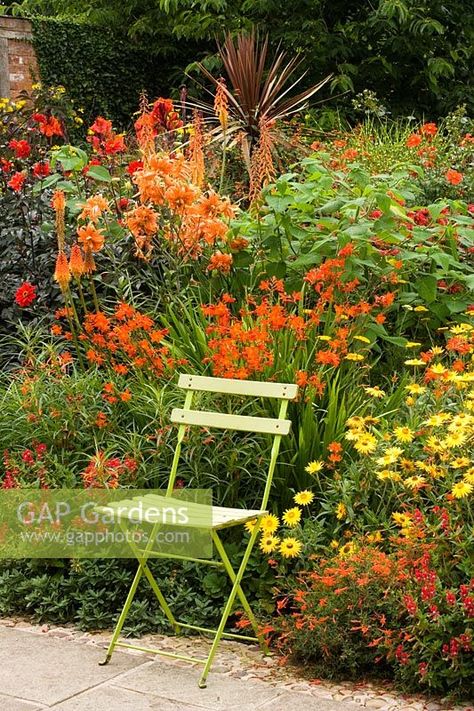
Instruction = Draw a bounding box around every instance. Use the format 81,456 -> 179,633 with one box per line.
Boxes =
77,223 -> 105,252
207,252 -> 233,273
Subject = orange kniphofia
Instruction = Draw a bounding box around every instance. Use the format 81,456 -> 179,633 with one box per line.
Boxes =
54,251 -> 71,291
69,243 -> 85,278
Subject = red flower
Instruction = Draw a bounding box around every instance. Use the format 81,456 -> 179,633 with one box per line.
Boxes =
1,158 -> 13,173
32,161 -> 51,179
39,116 -> 63,138
420,122 -> 437,136
15,281 -> 37,307
406,133 -> 422,148
8,139 -> 31,158
8,171 -> 26,192
127,160 -> 143,175
445,168 -> 463,185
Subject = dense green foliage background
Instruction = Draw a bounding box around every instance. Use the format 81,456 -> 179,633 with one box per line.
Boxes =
17,0 -> 474,119
30,17 -> 208,126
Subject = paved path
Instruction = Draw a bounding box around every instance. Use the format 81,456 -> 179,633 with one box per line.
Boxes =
0,619 -> 471,711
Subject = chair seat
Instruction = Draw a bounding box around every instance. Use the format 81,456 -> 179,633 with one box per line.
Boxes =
97,494 -> 266,530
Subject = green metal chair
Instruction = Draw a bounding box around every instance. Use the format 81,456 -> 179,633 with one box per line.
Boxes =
99,373 -> 297,687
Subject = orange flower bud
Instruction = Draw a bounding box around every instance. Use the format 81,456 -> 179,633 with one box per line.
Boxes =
69,243 -> 85,279
54,251 -> 71,291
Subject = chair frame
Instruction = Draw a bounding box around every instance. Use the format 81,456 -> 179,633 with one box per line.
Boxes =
99,373 -> 297,688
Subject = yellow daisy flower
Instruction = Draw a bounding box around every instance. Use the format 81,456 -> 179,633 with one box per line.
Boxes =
282,507 -> 302,527
404,475 -> 426,489
394,426 -> 415,443
451,481 -> 473,499
335,502 -> 347,520
305,460 -> 324,475
259,535 -> 280,554
279,537 -> 303,558
244,518 -> 259,534
261,514 -> 279,534
294,490 -> 315,506
354,433 -> 378,454
364,386 -> 386,398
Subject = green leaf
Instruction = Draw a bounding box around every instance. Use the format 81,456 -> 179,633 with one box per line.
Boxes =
416,275 -> 437,303
85,166 -> 113,182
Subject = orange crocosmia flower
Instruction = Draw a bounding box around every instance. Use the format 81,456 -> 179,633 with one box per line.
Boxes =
79,195 -> 109,222
406,133 -> 422,148
445,168 -> 463,185
316,350 -> 340,367
77,223 -> 105,252
126,205 -> 158,236
207,252 -> 233,273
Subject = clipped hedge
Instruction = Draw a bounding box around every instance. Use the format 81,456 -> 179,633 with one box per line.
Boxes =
30,18 -> 205,127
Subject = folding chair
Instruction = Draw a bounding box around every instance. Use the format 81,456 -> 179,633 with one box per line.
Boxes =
98,373 -> 297,687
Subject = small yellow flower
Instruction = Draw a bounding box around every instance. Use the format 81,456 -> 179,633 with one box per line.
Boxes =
329,539 -> 340,549
405,396 -> 415,406
354,433 -> 378,454
414,305 -> 429,312
394,426 -> 415,443
450,457 -> 471,469
404,359 -> 426,366
364,386 -> 386,398
294,490 -> 315,506
335,502 -> 347,520
261,514 -> 279,534
259,535 -> 280,554
318,335 -> 331,341
244,518 -> 259,534
425,413 -> 451,427
392,512 -> 412,527
339,541 -> 356,558
405,383 -> 427,394
405,342 -> 422,348
443,431 -> 467,449
404,475 -> 426,489
282,507 -> 302,527
429,363 -> 447,375
366,530 -> 383,543
279,537 -> 303,558
451,481 -> 473,499
305,460 -> 324,475
345,353 -> 364,361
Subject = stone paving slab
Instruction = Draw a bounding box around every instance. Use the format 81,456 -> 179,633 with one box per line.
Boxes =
0,626 -> 148,707
0,695 -> 42,711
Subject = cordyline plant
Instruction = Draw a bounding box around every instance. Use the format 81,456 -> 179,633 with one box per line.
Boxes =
196,30 -> 331,197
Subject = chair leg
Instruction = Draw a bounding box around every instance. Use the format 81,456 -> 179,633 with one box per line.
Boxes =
212,531 -> 269,654
198,523 -> 261,688
99,562 -> 144,665
142,563 -> 181,634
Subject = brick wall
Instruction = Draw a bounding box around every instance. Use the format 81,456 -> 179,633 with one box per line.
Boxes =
0,16 -> 39,99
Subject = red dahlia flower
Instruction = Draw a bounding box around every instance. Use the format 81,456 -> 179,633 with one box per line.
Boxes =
15,282 -> 37,307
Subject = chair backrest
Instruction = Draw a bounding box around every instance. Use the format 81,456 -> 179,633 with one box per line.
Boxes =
166,374 -> 298,510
